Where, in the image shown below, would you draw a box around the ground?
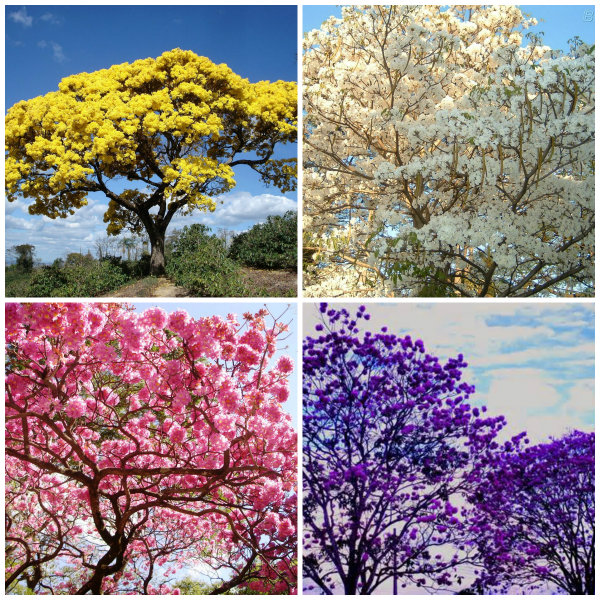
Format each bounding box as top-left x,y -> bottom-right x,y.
106,269 -> 297,298
108,277 -> 188,298
238,267 -> 297,297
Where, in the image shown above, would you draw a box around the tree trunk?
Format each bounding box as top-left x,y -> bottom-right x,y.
344,566 -> 359,595
149,233 -> 166,276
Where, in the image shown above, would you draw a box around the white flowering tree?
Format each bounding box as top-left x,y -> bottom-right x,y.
303,5 -> 594,297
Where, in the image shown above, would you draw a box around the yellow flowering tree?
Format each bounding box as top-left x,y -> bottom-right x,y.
6,48 -> 297,275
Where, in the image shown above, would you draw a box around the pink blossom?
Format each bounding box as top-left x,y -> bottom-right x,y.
65,399 -> 86,418
276,355 -> 294,374
169,426 -> 186,444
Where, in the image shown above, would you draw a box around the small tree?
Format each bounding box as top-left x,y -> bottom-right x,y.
6,49 -> 297,275
303,304 -> 505,594
229,211 -> 298,270
9,244 -> 36,272
6,303 -> 297,594
166,224 -> 247,296
469,430 -> 595,594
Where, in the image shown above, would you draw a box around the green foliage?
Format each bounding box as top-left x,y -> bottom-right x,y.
64,252 -> 95,268
119,255 -> 151,278
174,576 -> 270,595
5,266 -> 34,297
166,224 -> 248,297
6,252 -> 152,297
27,261 -> 129,297
228,211 -> 297,270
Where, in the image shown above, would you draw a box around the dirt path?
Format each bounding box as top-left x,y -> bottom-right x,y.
108,269 -> 296,298
150,277 -> 189,297
108,277 -> 189,298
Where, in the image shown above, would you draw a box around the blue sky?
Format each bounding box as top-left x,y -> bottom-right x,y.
304,302 -> 594,444
303,5 -> 595,51
133,301 -> 298,428
5,5 -> 298,263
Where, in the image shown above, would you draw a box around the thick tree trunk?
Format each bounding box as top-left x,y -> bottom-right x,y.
344,566 -> 359,595
149,232 -> 166,276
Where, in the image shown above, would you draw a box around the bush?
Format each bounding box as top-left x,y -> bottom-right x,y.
5,266 -> 34,297
27,261 -> 129,297
119,255 -> 151,279
229,211 -> 297,270
166,224 -> 247,296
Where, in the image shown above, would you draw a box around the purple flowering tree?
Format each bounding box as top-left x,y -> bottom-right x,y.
303,304 -> 506,594
469,430 -> 595,594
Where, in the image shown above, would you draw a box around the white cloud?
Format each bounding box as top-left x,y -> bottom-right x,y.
5,198 -> 29,214
50,41 -> 66,62
481,368 -> 593,443
40,12 -> 62,25
565,379 -> 596,414
6,215 -> 37,231
5,191 -> 297,263
8,7 -> 32,27
5,195 -> 110,261
38,40 -> 66,62
169,191 -> 297,230
163,192 -> 296,233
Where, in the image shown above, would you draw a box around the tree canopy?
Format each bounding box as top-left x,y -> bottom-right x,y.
9,244 -> 36,272
303,6 -> 594,297
6,49 -> 297,275
303,304 -> 506,594
470,430 -> 595,594
5,303 -> 297,594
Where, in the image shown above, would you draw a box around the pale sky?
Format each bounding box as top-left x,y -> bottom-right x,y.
304,301 -> 594,444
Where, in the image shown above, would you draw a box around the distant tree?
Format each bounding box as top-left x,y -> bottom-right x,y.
121,237 -> 136,262
64,252 -> 95,268
6,49 -> 297,276
470,430 -> 595,594
166,224 -> 247,296
229,211 -> 297,270
216,227 -> 238,249
9,244 -> 35,272
176,577 -> 222,595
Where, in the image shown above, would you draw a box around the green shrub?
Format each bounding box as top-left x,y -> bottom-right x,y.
119,255 -> 151,279
27,261 -> 129,297
228,211 -> 297,271
5,266 -> 34,297
166,224 -> 247,296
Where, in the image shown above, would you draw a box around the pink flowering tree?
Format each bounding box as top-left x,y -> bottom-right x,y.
5,303 -> 297,594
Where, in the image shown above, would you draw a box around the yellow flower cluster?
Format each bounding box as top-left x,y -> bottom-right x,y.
5,48 -> 297,222
163,157 -> 236,205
